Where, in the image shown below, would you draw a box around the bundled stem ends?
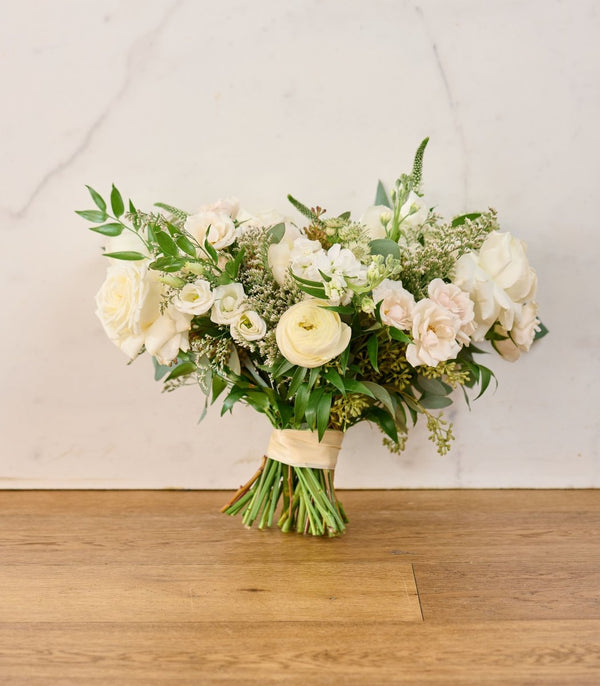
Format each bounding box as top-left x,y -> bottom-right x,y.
221,458 -> 347,536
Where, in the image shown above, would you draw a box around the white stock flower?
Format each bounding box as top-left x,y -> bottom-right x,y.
454,231 -> 537,340
95,260 -> 162,359
372,279 -> 415,331
360,205 -> 393,239
211,282 -> 246,324
231,310 -> 267,342
173,279 -> 214,316
144,306 -> 193,366
184,210 -> 236,250
406,298 -> 462,367
289,236 -> 324,282
492,301 -> 540,362
313,243 -> 368,305
275,299 -> 351,368
428,278 -> 475,346
267,225 -> 302,285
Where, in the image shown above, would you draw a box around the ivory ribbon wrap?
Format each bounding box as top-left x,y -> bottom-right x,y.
266,429 -> 344,470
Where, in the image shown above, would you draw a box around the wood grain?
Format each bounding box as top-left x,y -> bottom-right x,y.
1,489 -> 599,684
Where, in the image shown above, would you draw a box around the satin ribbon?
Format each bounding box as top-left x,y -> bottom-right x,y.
266,429 -> 344,470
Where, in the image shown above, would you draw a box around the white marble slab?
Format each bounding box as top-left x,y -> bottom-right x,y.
1,0 -> 598,488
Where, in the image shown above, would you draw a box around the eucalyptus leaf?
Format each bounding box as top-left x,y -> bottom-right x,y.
374,180 -> 391,208
419,394 -> 453,409
417,376 -> 452,396
360,381 -> 395,417
267,223 -> 286,244
370,239 -> 401,260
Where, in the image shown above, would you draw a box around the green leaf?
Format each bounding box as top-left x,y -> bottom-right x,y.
317,392 -> 332,441
155,202 -> 188,222
271,356 -> 295,379
267,223 -> 286,244
365,406 -> 398,443
298,284 -> 327,299
339,346 -> 350,374
149,256 -> 185,272
534,321 -> 549,341
129,199 -> 137,215
370,239 -> 401,260
389,327 -> 412,344
420,394 -> 453,409
324,368 -> 345,395
246,390 -> 271,413
475,365 -> 495,399
367,334 -> 379,373
85,185 -> 106,212
211,375 -> 228,404
374,180 -> 391,208
286,366 -> 307,399
89,222 -> 124,237
294,383 -> 311,424
176,235 -> 197,257
110,185 -> 124,218
305,387 -> 324,431
411,137 -> 429,188
76,209 -> 108,223
203,237 -> 219,263
337,211 -> 351,220
417,376 -> 452,396
360,380 -> 395,417
320,304 -> 354,315
153,358 -> 171,381
308,366 -> 322,390
451,212 -> 482,227
103,251 -> 146,261
287,194 -> 318,222
155,230 -> 178,256
221,387 -> 246,415
165,361 -> 196,381
343,379 -> 375,398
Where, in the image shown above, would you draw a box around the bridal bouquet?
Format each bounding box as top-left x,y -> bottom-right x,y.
80,139 -> 546,536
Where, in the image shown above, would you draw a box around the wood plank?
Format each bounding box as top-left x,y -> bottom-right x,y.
0,562 -> 422,623
0,621 -> 599,685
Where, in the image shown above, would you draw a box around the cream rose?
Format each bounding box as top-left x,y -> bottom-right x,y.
184,210 -> 236,250
399,191 -> 429,228
372,279 -> 415,330
360,205 -> 393,239
95,260 -> 162,359
276,300 -> 351,368
492,302 -> 540,362
231,310 -> 267,342
428,278 -> 475,346
144,306 -> 193,365
454,231 -> 537,340
173,279 -> 214,316
406,298 -> 461,367
211,282 -> 246,324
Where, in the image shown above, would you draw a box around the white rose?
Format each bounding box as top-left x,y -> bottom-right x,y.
372,279 -> 415,331
211,282 -> 246,324
406,298 -> 461,367
184,210 -> 236,250
200,197 -> 239,219
428,278 -> 475,346
144,306 -> 193,366
267,225 -> 302,285
276,299 -> 351,368
237,208 -> 293,232
492,301 -> 540,362
95,260 -> 162,359
173,279 -> 214,316
479,231 -> 537,304
360,205 -> 393,240
231,310 -> 267,342
399,191 -> 429,228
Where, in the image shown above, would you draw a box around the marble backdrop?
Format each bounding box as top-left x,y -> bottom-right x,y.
1,0 -> 598,488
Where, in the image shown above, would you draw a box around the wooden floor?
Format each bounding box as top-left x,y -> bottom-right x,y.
0,490 -> 599,684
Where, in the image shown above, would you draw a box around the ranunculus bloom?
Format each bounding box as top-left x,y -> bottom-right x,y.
428,278 -> 475,346
184,210 -> 236,250
492,301 -> 540,362
173,279 -> 214,316
372,279 -> 415,331
454,231 -> 537,340
406,298 -> 461,367
211,283 -> 246,324
95,261 -> 162,359
276,300 -> 351,368
360,205 -> 393,239
231,310 -> 267,342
